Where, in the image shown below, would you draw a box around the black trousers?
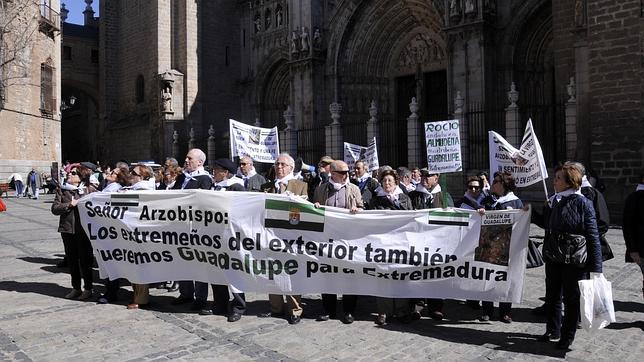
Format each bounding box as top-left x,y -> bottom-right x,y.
482,301 -> 512,317
544,262 -> 587,341
61,232 -> 94,291
211,284 -> 246,315
322,294 -> 357,315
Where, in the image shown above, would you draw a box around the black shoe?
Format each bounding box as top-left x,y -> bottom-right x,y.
556,338 -> 572,350
343,313 -> 355,324
165,281 -> 179,292
538,332 -> 561,342
258,312 -> 283,318
190,300 -> 207,311
199,309 -> 214,316
317,314 -> 330,322
227,313 -> 242,322
429,311 -> 444,321
411,311 -> 422,321
288,315 -> 301,325
501,315 -> 513,324
172,295 -> 194,305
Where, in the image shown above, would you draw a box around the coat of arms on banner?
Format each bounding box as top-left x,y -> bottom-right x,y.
264,199 -> 325,232
288,207 -> 301,225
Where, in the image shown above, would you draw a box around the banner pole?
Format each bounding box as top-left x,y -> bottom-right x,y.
440,173 -> 448,207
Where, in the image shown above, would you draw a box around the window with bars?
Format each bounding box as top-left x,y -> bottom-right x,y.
40,63 -> 55,114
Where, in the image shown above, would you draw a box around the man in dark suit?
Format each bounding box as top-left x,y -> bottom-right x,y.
259,153 -> 308,324
238,155 -> 266,192
200,158 -> 247,322
171,148 -> 212,310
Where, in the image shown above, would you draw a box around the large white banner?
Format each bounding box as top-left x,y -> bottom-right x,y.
489,119 -> 548,187
229,119 -> 280,163
425,120 -> 462,173
79,190 -> 530,302
343,138 -> 380,171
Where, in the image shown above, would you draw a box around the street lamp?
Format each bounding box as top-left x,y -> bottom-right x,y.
60,95 -> 77,111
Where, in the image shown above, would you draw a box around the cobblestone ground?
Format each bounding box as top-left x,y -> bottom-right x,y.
0,194 -> 642,361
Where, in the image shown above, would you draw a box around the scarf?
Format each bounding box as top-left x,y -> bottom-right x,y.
274,173 -> 295,191
581,175 -> 592,188
548,187 -> 582,207
636,183 -> 644,192
126,180 -> 155,190
461,192 -> 485,210
102,182 -> 123,193
181,167 -> 210,189
214,176 -> 244,191
61,182 -> 85,195
239,167 -> 257,179
491,191 -> 520,209
328,178 -> 348,191
431,184 -> 442,195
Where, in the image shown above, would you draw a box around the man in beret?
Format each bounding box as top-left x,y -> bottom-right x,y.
200,158 -> 246,322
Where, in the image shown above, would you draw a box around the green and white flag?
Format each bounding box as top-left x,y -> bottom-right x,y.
264,199 -> 325,232
428,210 -> 470,226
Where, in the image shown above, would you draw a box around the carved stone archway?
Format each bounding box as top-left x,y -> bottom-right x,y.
260,59 -> 290,128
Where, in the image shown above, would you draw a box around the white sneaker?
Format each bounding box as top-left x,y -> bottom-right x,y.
78,290 -> 93,300
65,289 -> 82,299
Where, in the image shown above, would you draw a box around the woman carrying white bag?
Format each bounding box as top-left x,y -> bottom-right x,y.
578,273 -> 616,330
540,162 -> 604,350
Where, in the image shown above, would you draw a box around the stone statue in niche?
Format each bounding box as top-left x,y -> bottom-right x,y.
574,0 -> 585,26
162,85 -> 173,113
291,30 -> 299,54
313,27 -> 321,48
253,13 -> 261,33
276,6 -> 283,27
300,27 -> 310,52
449,0 -> 461,18
465,0 -> 476,15
265,9 -> 271,30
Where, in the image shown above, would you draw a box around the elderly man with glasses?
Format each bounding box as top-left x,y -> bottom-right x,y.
313,160 -> 363,324
259,153 -> 308,324
238,155 -> 266,192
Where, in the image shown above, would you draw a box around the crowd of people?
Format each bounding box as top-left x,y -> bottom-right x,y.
47,148 -> 643,351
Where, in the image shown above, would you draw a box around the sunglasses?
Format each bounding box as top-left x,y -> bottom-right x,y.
69,171 -> 78,176
240,162 -> 251,166
131,170 -> 140,177
468,185 -> 481,190
333,170 -> 349,175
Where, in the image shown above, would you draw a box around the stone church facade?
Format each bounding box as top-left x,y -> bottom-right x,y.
61,0 -> 643,220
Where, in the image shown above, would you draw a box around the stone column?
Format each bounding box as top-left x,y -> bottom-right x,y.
366,100 -> 379,145
565,77 -> 578,160
325,103 -> 343,159
505,82 -> 520,146
207,125 -> 216,167
172,130 -> 180,160
453,91 -> 467,169
188,128 -> 196,150
407,97 -> 420,167
280,106 -> 298,156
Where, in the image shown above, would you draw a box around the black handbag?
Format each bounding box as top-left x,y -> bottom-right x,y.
543,232 -> 587,266
526,239 -> 545,268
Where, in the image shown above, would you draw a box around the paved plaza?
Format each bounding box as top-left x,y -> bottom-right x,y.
0,194 -> 642,361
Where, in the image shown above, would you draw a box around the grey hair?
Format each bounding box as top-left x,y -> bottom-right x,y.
564,161 -> 586,176
189,148 -> 207,164
276,153 -> 295,167
397,167 -> 411,178
165,157 -> 179,167
240,155 -> 253,165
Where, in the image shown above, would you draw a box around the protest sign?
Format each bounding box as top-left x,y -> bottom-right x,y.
229,119 -> 280,163
343,138 -> 380,171
425,120 -> 462,172
79,190 -> 530,302
489,119 -> 548,187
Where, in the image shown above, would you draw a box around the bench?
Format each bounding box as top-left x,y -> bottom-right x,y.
0,183 -> 9,198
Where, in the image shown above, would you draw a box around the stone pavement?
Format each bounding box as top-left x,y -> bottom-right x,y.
0,194 -> 642,361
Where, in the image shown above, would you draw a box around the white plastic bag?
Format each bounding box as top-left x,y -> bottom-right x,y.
578,272 -> 616,330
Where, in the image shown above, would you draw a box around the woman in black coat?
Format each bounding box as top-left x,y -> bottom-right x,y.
51,164 -> 98,300
369,169 -> 413,325
540,163 -> 603,350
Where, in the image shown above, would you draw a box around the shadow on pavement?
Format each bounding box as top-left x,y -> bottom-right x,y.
0,280 -> 70,298
613,300 -> 644,313
18,256 -> 63,266
606,320 -> 644,332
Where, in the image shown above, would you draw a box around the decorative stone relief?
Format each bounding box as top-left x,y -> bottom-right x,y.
291,29 -> 300,54
567,77 -> 576,102
300,27 -> 310,53
574,0 -> 586,27
313,27 -> 322,48
253,12 -> 261,33
265,9 -> 271,30
276,5 -> 283,27
464,0 -> 476,16
507,82 -> 519,108
449,0 -> 461,19
395,34 -> 445,70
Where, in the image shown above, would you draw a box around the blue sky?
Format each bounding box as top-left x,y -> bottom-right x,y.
62,0 -> 100,25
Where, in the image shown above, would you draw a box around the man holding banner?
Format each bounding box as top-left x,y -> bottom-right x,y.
259,153 -> 308,324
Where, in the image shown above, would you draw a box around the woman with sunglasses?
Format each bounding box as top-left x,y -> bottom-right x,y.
51,164 -> 98,300
456,175 -> 488,210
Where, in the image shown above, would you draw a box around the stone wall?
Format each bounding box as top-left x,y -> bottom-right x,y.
0,0 -> 62,182
586,0 -> 644,220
